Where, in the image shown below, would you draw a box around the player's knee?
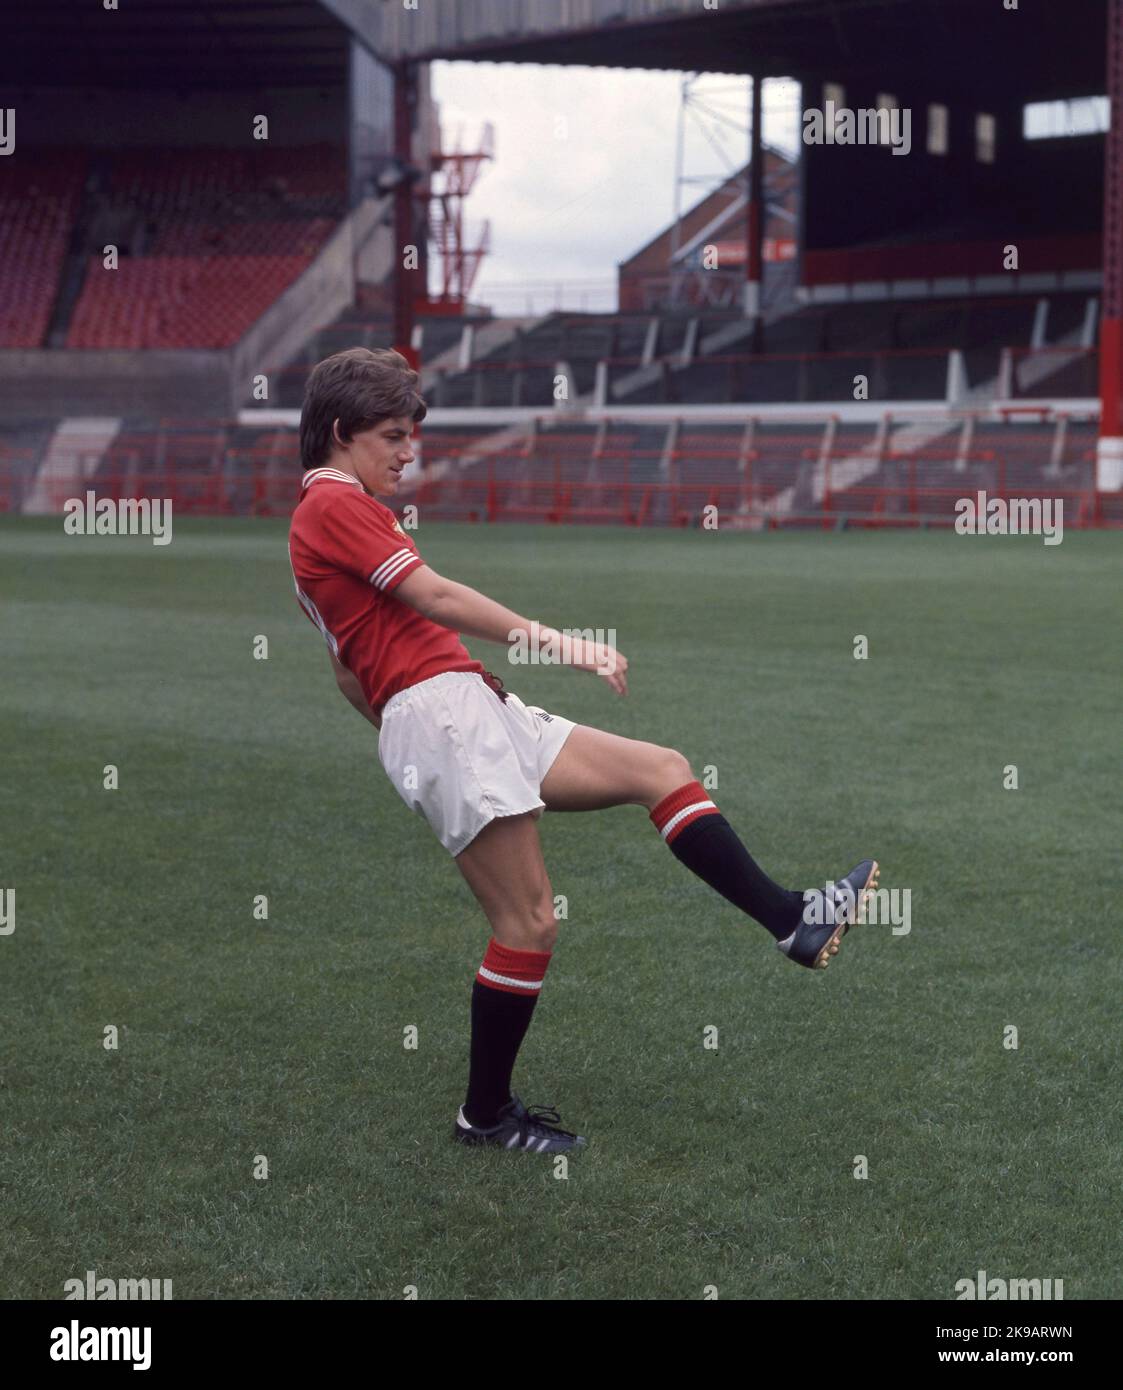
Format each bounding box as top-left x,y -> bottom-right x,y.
630,743 -> 693,807
490,894 -> 558,952
655,745 -> 693,788
526,900 -> 559,952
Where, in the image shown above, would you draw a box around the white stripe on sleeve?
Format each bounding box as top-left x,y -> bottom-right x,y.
369,548 -> 420,590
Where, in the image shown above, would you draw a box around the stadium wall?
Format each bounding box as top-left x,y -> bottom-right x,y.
349,41 -> 397,207
10,86 -> 348,149
0,350 -> 229,421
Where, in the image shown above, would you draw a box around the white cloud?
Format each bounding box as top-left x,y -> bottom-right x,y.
430,63 -> 799,314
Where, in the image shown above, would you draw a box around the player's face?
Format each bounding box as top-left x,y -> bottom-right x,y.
336,416 -> 416,496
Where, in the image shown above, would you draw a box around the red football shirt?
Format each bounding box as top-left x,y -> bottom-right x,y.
288,466 -> 484,714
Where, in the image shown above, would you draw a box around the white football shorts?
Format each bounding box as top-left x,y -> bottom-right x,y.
377,670 -> 577,856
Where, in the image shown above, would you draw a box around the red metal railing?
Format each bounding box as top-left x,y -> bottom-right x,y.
2,467 -> 1106,527
0,428 -> 1109,527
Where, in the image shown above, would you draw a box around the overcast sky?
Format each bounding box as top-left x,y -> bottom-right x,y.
429,63 -> 800,313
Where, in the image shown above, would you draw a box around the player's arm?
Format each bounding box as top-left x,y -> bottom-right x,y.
328,648 -> 381,730
393,565 -> 628,695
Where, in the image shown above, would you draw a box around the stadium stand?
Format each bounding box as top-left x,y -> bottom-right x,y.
65,145 -> 347,349
0,149 -> 88,349
414,289 -> 1097,411
0,143 -> 346,352
0,0 -> 1117,530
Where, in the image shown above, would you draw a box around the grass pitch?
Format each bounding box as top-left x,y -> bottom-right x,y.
1,516 -> 1118,1299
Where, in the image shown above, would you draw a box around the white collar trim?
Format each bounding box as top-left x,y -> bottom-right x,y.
302,467 -> 363,490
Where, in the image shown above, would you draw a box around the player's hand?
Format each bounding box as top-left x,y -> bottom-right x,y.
570,640 -> 628,696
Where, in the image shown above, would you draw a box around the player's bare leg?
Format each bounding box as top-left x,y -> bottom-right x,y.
450,812 -> 585,1152
541,724 -> 877,970
455,810 -> 557,951
540,725 -> 693,811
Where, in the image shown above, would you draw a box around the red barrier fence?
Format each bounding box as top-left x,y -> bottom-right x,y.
3,464 -> 1105,529
1,421 -> 1114,527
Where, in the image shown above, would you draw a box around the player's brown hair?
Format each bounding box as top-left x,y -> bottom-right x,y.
299,347 -> 427,471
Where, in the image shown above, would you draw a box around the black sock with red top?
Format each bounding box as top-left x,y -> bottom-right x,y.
650,780 -> 803,941
464,938 -> 552,1128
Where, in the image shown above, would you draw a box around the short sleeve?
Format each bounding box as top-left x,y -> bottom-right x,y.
314,490 -> 423,593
